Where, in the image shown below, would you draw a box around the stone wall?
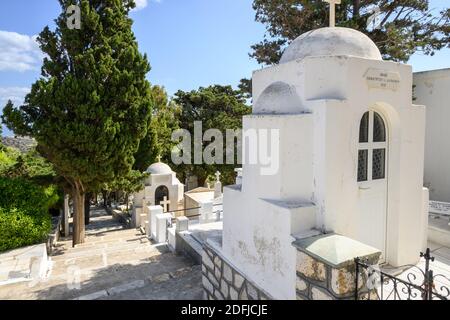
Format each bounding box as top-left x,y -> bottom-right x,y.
294,234 -> 381,300
202,242 -> 272,300
201,233 -> 380,300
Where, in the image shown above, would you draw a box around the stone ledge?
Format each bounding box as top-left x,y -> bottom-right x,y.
293,233 -> 381,300
292,233 -> 381,269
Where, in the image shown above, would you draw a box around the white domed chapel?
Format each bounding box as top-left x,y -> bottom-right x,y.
214,21 -> 428,300
132,160 -> 184,228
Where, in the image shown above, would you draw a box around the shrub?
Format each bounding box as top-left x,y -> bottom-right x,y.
0,177 -> 59,252
0,208 -> 52,252
0,147 -> 19,175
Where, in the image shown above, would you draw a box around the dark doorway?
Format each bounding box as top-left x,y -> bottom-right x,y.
155,185 -> 169,211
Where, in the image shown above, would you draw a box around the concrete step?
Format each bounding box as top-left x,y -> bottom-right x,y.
51,242 -> 162,262
49,248 -> 169,278
34,253 -> 198,300
72,264 -> 201,300
54,236 -> 150,254
83,229 -> 142,241
54,230 -> 144,250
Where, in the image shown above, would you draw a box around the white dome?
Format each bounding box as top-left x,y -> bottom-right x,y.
280,27 -> 382,64
254,81 -> 305,114
146,162 -> 173,175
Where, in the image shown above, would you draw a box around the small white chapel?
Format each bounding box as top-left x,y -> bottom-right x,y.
216,12 -> 429,300
132,160 -> 184,227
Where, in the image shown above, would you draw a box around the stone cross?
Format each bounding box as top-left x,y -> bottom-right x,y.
215,171 -> 221,182
160,196 -> 170,213
324,0 -> 341,28
157,155 -> 162,162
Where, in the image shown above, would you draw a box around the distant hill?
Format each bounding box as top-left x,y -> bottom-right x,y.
1,136 -> 36,153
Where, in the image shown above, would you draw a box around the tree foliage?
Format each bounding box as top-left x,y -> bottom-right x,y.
0,138 -> 61,252
251,0 -> 450,65
2,0 -> 153,245
133,85 -> 180,172
173,85 -> 251,186
0,146 -> 19,176
0,177 -> 59,252
1,148 -> 56,184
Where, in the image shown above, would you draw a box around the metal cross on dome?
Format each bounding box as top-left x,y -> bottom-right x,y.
324,0 -> 341,27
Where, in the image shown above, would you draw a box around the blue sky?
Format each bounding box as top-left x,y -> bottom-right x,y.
0,0 -> 449,136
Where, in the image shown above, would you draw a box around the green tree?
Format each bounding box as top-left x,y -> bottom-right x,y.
0,177 -> 60,252
251,0 -> 449,65
2,0 -> 153,246
1,149 -> 56,183
173,85 -> 251,186
104,170 -> 148,211
134,85 -> 180,171
0,142 -> 20,176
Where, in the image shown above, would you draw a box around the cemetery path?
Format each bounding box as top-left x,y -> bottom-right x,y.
0,207 -> 203,300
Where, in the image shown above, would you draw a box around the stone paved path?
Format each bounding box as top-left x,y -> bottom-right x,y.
0,207 -> 203,300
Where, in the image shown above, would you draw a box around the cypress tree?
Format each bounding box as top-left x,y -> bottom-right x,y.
2,0 -> 153,245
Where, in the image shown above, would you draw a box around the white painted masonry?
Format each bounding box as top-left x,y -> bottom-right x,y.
132,161 -> 184,228
155,213 -> 172,243
149,205 -> 163,240
413,68 -> 450,202
220,27 -> 428,300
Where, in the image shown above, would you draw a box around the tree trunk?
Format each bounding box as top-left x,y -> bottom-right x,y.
102,190 -> 108,207
72,183 -> 85,247
198,176 -> 207,189
353,0 -> 360,17
84,193 -> 92,226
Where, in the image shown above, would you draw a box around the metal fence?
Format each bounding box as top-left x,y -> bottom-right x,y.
355,248 -> 450,300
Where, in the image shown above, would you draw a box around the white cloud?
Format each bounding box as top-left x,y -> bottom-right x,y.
0,31 -> 43,72
132,0 -> 149,11
131,0 -> 161,12
0,87 -> 29,106
0,87 -> 30,136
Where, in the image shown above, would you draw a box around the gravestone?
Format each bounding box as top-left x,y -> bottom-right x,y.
63,193 -> 70,237
155,213 -> 172,243
148,205 -> 163,240
214,171 -> 222,199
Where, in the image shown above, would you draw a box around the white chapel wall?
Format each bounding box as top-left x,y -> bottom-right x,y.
414,68 -> 450,202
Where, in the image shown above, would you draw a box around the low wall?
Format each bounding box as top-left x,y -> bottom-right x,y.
429,224 -> 450,248
202,242 -> 272,300
112,209 -> 132,228
202,233 -> 381,300
175,231 -> 202,265
293,234 -> 381,300
0,243 -> 48,286
47,214 -> 62,254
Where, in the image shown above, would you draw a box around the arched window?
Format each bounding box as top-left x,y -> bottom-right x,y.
155,185 -> 169,211
358,111 -> 387,182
